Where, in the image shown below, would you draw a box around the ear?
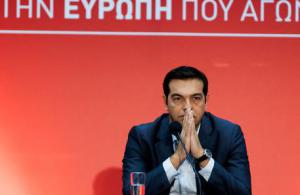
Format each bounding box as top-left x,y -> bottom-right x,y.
162,95 -> 168,110
205,94 -> 209,109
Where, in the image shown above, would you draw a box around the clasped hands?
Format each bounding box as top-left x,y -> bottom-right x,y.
170,108 -> 204,169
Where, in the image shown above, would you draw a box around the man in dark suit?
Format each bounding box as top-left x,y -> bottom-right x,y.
122,66 -> 251,195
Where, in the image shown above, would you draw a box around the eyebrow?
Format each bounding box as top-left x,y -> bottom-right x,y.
192,93 -> 203,96
170,93 -> 203,97
170,93 -> 183,97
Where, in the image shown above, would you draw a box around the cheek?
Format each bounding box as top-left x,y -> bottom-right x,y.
168,102 -> 179,109
167,105 -> 182,115
193,104 -> 206,115
169,106 -> 179,113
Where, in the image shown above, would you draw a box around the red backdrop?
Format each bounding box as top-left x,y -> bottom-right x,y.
1,0 -> 300,194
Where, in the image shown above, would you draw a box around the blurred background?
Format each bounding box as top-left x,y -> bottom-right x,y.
0,0 -> 300,194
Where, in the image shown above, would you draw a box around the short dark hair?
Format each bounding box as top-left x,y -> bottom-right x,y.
163,66 -> 208,99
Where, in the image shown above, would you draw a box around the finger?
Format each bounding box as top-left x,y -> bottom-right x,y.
189,114 -> 197,136
183,110 -> 189,124
182,112 -> 189,135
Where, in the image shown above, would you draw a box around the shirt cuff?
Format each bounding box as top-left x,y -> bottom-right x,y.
198,158 -> 215,181
162,157 -> 180,183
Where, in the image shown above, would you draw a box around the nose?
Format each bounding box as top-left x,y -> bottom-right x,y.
183,99 -> 192,111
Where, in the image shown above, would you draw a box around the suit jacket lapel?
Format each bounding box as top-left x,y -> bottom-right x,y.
154,115 -> 173,164
199,113 -> 218,154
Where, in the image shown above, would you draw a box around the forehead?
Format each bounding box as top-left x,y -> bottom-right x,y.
169,79 -> 204,96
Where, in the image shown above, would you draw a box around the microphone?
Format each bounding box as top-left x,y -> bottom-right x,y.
169,121 -> 202,195
169,121 -> 182,139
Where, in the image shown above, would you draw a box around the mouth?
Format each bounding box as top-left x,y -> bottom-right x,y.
176,116 -> 184,123
178,115 -> 196,118
178,115 -> 185,119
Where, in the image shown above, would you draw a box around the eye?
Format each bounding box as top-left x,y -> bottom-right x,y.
172,96 -> 182,102
173,97 -> 181,101
193,95 -> 203,101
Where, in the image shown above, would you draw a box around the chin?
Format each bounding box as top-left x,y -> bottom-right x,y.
194,117 -> 201,125
175,118 -> 184,124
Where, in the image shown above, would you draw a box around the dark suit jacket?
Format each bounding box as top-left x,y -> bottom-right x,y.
122,112 -> 251,195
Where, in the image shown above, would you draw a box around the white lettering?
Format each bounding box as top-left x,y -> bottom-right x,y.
81,0 -> 97,19
202,0 -> 218,21
182,0 -> 198,20
155,0 -> 172,20
37,0 -> 54,18
296,0 -> 300,22
136,0 -> 152,20
241,0 -> 258,21
116,0 -> 133,20
218,0 -> 234,21
64,0 -> 79,19
4,0 -> 9,18
17,0 -> 33,18
98,0 -> 114,19
260,0 -> 274,21
276,0 -> 292,22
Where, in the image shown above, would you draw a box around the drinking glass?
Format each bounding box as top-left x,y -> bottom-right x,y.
130,172 -> 145,195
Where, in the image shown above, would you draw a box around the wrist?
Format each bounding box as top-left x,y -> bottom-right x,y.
195,148 -> 212,170
170,153 -> 180,170
199,159 -> 209,168
194,148 -> 204,159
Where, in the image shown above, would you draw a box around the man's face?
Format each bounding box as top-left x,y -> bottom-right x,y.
164,79 -> 207,126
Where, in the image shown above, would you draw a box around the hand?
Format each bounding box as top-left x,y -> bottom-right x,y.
182,107 -> 192,153
185,109 -> 204,159
170,109 -> 191,169
170,141 -> 186,169
187,109 -> 210,168
171,108 -> 205,169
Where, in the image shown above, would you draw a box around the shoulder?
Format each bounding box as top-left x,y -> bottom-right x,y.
204,112 -> 247,157
205,112 -> 243,138
206,112 -> 239,128
129,114 -> 168,139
